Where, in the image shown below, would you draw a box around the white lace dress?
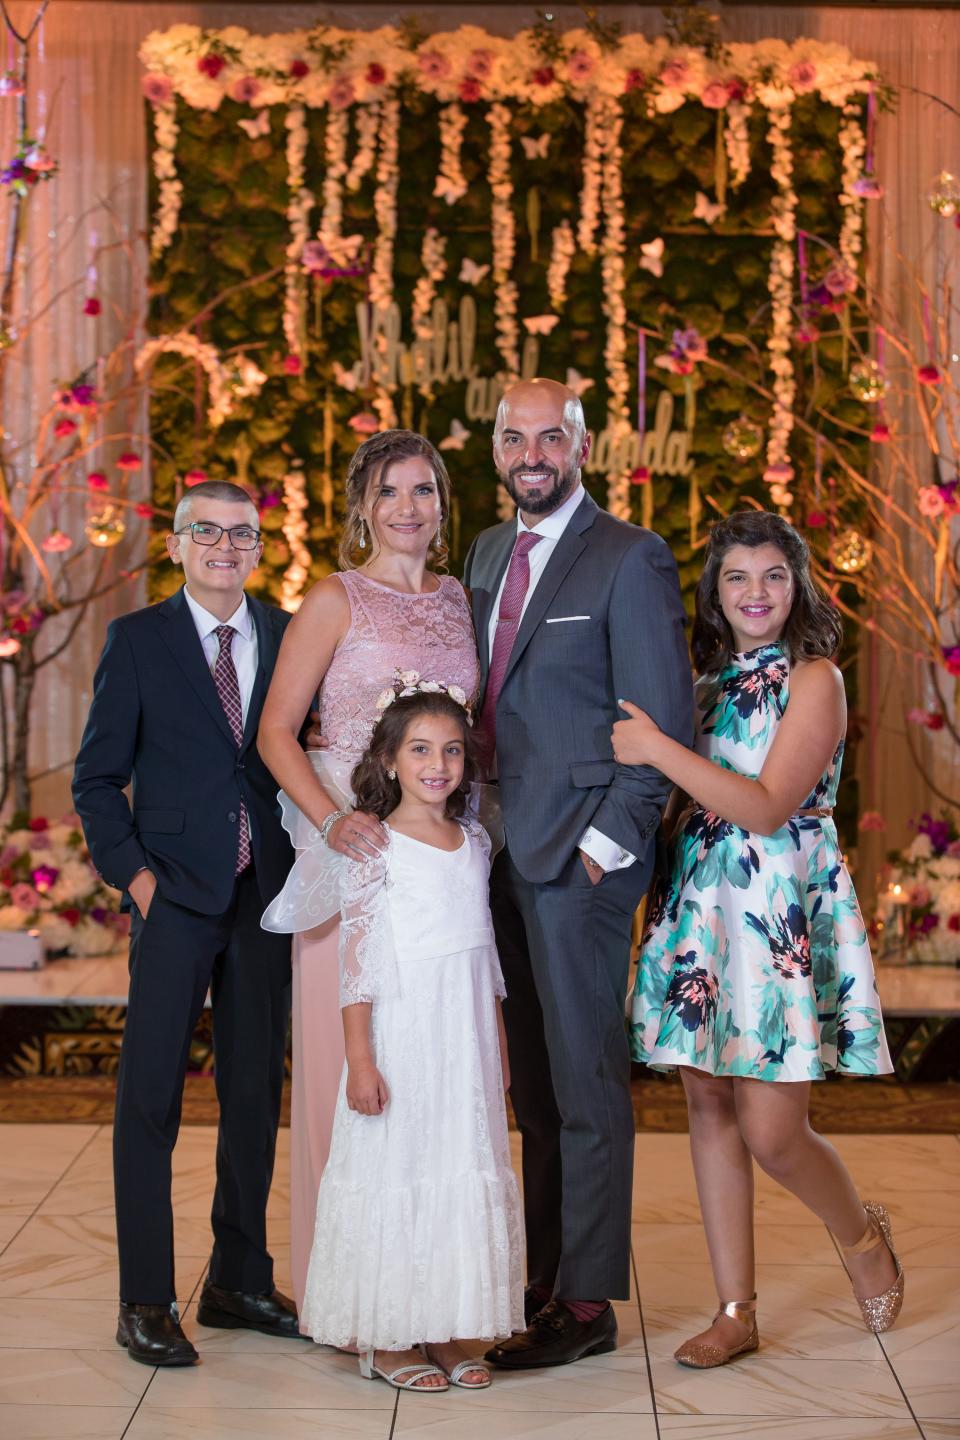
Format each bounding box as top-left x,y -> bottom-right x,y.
300,818 -> 525,1351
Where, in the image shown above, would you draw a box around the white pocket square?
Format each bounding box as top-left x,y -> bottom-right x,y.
546,615 -> 591,623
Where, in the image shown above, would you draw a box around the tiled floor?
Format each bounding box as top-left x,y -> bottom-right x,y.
0,1125 -> 956,1440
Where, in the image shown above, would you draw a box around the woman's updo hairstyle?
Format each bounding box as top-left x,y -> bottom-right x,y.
339,429 -> 452,571
350,691 -> 479,821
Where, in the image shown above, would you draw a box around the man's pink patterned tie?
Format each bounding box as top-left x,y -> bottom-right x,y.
214,625 -> 251,874
477,531 -> 543,770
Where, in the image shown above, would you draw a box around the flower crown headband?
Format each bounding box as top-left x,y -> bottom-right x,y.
374,669 -> 473,724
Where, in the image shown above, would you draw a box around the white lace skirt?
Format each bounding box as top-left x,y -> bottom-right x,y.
300,943 -> 525,1350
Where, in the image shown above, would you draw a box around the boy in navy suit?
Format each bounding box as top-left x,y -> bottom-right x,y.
74,481 -> 298,1365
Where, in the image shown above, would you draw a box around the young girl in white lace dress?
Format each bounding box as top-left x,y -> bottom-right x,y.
300,681 -> 524,1392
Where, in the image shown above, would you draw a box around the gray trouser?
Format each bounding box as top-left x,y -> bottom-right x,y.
490,845 -> 649,1301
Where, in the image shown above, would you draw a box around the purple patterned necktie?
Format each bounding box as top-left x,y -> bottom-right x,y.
214,625 -> 251,874
477,530 -> 543,769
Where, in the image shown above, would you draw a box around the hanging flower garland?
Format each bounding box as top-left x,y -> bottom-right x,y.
149,101 -> 182,257
279,467 -> 310,612
345,105 -> 378,192
487,102 -> 520,379
763,95 -> 798,500
837,109 -> 867,271
434,101 -> 469,204
411,226 -> 448,343
318,106 -> 349,258
283,105 -> 311,359
577,95 -> 604,256
135,332 -> 233,427
599,97 -> 631,519
724,100 -> 752,190
547,220 -> 576,311
370,96 -> 401,427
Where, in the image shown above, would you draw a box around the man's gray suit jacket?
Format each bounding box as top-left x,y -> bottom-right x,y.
463,490 -> 694,883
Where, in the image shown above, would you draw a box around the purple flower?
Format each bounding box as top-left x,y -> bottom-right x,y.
31,864 -> 59,892
71,383 -> 96,407
917,811 -> 953,855
90,907 -> 107,924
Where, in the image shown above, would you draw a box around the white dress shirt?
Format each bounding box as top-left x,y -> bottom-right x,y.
183,588 -> 259,727
488,485 -> 635,874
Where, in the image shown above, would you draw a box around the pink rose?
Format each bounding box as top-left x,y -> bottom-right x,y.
806,510 -> 828,529
231,76 -> 260,104
83,296 -> 102,317
567,51 -> 595,83
788,61 -> 817,93
726,80 -> 747,103
418,51 -> 451,80
366,62 -> 387,87
116,452 -> 142,472
906,882 -> 931,908
197,54 -> 226,80
853,175 -> 884,199
348,411 -> 380,435
466,49 -> 494,80
327,76 -> 355,111
660,60 -> 689,89
282,354 -> 302,375
870,422 -> 891,443
918,486 -> 946,517
700,81 -> 728,109
918,364 -> 942,386
135,502 -> 155,518
11,883 -> 39,909
458,77 -> 482,103
141,74 -> 173,106
288,59 -> 309,80
54,417 -> 77,439
86,471 -> 109,492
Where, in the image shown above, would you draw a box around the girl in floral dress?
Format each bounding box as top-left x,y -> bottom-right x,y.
616,510 -> 902,1369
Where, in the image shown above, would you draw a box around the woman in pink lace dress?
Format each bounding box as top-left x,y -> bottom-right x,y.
258,431 -> 479,1322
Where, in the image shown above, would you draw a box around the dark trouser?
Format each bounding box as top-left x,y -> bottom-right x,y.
114,866 -> 291,1305
490,845 -> 649,1303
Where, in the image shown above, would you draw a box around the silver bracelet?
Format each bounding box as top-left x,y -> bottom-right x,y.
318,809 -> 346,848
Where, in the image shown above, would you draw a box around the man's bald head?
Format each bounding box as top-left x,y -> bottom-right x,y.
493,377 -> 591,521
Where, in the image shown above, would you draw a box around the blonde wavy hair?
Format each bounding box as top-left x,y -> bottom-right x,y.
338,430 -> 452,571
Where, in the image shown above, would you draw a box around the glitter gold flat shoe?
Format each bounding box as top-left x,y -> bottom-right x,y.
839,1201 -> 904,1334
673,1295 -> 759,1369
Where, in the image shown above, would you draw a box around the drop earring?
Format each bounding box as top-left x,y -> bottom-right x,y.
387,768 -> 396,781
434,522 -> 443,547
358,517 -> 366,551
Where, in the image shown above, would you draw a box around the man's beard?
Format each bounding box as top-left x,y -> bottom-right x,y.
500,460 -> 579,516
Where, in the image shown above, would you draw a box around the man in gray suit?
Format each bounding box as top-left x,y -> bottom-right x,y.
467,378 -> 693,1369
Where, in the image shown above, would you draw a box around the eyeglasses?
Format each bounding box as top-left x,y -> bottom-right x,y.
176,521 -> 261,551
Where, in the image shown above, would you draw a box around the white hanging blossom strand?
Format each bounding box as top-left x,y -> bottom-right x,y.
578,96 -> 603,256
547,220 -> 576,310
837,110 -> 867,271
345,105 -> 379,192
724,100 -> 751,190
487,102 -> 519,379
435,101 -> 469,204
283,106 -> 312,358
150,103 -> 182,257
764,100 -> 798,487
318,107 -> 349,254
599,98 -> 631,518
370,97 -> 401,427
135,332 -> 232,428
411,226 -> 448,342
280,468 -> 311,612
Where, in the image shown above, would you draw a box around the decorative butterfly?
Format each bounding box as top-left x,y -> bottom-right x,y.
565,367 -> 595,397
693,191 -> 725,225
639,237 -> 665,278
438,418 -> 471,451
434,175 -> 468,206
520,133 -> 551,160
523,314 -> 560,336
459,257 -> 490,286
332,361 -> 360,392
238,111 -> 271,140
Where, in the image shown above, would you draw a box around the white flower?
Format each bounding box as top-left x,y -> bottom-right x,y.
419,681 -> 442,692
0,905 -> 29,930
907,834 -> 933,860
397,670 -> 420,686
447,685 -> 467,706
375,689 -> 396,711
399,686 -> 417,698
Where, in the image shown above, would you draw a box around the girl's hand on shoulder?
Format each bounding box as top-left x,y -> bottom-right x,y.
612,700 -> 663,765
346,1057 -> 390,1115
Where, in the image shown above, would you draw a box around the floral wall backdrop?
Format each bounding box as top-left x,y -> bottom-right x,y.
140,21 -> 879,606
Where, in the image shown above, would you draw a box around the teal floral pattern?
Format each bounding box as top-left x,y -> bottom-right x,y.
631,644 -> 892,1082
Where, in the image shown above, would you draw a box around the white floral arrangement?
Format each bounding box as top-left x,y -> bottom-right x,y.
875,814 -> 960,965
0,814 -> 127,957
375,670 -> 471,721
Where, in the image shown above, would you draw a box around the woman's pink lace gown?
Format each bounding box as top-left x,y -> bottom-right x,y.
288,569 -> 479,1319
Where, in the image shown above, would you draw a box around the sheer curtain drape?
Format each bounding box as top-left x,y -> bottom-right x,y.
2,5 -> 957,848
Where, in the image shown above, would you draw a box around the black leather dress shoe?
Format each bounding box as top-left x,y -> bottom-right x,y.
196,1280 -> 301,1338
116,1303 -> 198,1366
524,1285 -> 547,1326
486,1299 -> 617,1369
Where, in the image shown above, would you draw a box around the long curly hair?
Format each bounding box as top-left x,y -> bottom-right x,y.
692,509 -> 842,675
338,430 -> 452,571
351,692 -> 479,821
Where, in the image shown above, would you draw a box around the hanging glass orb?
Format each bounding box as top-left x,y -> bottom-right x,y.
849,359 -> 888,404
928,171 -> 960,219
830,527 -> 873,574
722,416 -> 763,461
85,504 -> 126,548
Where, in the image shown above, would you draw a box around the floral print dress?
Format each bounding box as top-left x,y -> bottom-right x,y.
631,643 -> 892,1082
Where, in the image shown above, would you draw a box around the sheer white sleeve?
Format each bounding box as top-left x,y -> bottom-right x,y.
260,752 -> 354,934
338,841 -> 401,1009
465,783 -> 504,859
